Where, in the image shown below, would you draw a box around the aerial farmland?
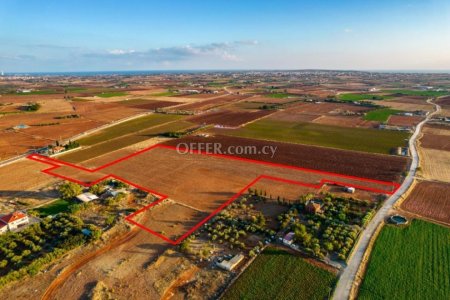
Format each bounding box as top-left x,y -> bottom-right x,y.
0,70 -> 449,300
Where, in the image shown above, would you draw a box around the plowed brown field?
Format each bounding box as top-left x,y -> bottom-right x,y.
164,135 -> 409,182
188,110 -> 273,127
401,181 -> 450,224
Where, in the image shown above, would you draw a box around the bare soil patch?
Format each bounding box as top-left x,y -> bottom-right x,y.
246,95 -> 300,104
119,100 -> 178,110
436,96 -> 450,107
380,100 -> 433,112
401,181 -> 450,224
140,201 -> 209,241
165,135 -> 409,182
267,111 -> 320,122
188,110 -> 273,127
175,94 -> 250,111
250,177 -> 318,203
420,133 -> 450,151
388,115 -> 423,127
423,125 -> 450,136
386,96 -> 427,105
313,115 -> 377,128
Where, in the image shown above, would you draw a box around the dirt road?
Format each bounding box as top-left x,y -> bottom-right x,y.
41,216 -> 148,300
332,99 -> 441,300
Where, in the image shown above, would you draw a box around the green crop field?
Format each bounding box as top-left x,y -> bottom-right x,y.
150,91 -> 177,97
218,119 -> 409,154
364,108 -> 402,122
264,93 -> 294,98
77,114 -> 185,146
359,220 -> 450,300
63,119 -> 194,162
65,87 -> 87,92
223,247 -> 336,300
96,91 -> 128,98
383,89 -> 449,97
71,98 -> 93,102
338,93 -> 385,101
33,199 -> 71,217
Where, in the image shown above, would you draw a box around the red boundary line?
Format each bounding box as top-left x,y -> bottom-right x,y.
26,144 -> 400,245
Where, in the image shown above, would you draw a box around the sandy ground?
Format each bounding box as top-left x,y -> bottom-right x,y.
379,100 -> 433,112
418,147 -> 450,182
0,159 -> 58,191
313,115 -> 377,128
423,125 -> 450,136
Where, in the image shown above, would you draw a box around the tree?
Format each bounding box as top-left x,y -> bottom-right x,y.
180,239 -> 191,253
324,242 -> 334,252
88,183 -> 104,195
0,260 -> 7,268
59,182 -> 82,200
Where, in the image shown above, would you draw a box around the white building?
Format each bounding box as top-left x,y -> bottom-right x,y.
345,187 -> 356,193
76,192 -> 99,203
282,232 -> 295,246
217,254 -> 244,271
0,211 -> 30,233
0,223 -> 7,234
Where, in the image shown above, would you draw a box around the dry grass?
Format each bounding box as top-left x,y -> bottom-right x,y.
419,147 -> 450,182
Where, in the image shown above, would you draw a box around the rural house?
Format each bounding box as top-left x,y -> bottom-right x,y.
282,232 -> 295,246
305,199 -> 323,214
0,211 -> 30,233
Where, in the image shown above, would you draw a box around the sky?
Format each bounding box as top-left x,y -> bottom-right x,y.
1,0 -> 450,72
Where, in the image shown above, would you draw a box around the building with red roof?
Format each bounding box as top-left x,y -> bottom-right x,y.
0,211 -> 29,233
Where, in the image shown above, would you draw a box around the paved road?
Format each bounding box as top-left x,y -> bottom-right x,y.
332,99 -> 441,300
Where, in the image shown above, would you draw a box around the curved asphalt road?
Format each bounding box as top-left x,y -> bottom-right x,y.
332,99 -> 441,300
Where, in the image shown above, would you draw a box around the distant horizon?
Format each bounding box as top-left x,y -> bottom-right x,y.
3,68 -> 450,76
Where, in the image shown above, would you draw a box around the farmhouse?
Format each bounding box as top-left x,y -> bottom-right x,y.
76,192 -> 99,203
217,254 -> 244,271
52,146 -> 66,154
282,232 -> 295,246
305,199 -> 323,214
0,211 -> 30,233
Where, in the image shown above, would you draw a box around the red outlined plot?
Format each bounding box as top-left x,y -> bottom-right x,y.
27,144 -> 400,245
